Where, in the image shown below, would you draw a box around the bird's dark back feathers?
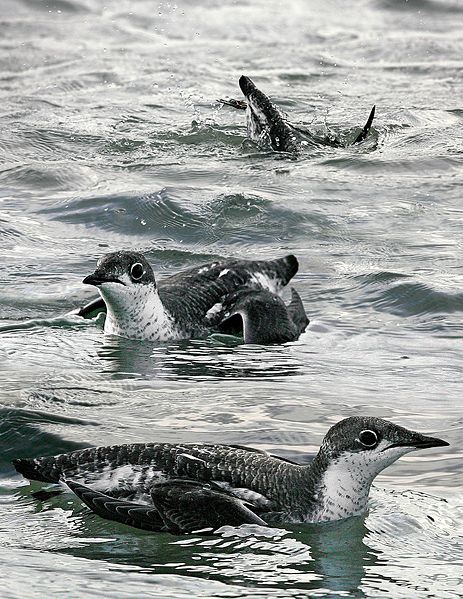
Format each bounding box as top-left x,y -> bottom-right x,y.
159,255 -> 298,331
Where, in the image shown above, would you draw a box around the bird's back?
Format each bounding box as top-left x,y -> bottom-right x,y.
13,441 -> 304,511
158,255 -> 298,332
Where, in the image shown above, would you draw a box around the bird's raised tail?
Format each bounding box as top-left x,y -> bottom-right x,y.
215,287 -> 308,344
287,288 -> 309,336
259,254 -> 299,291
353,105 -> 376,144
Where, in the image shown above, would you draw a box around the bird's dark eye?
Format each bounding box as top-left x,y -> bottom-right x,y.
130,262 -> 144,281
359,430 -> 378,448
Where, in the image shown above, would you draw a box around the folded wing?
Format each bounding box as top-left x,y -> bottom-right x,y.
68,478 -> 266,533
210,287 -> 309,343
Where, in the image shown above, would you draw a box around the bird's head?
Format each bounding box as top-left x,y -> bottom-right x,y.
83,251 -> 156,309
316,416 -> 449,483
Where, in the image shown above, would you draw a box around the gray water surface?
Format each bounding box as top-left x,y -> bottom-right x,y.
0,0 -> 462,597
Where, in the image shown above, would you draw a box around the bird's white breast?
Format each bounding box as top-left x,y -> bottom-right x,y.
100,283 -> 182,341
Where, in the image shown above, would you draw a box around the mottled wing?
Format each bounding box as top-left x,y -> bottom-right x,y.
13,443 -> 271,486
159,255 -> 298,331
14,445 -> 165,485
150,479 -> 266,533
67,480 -> 164,532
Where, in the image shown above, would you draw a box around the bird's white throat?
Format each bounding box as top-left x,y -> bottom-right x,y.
309,442 -> 414,523
310,454 -> 373,522
98,282 -> 178,341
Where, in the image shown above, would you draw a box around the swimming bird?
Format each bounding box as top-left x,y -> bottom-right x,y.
219,75 -> 375,153
13,417 -> 448,534
76,251 -> 309,344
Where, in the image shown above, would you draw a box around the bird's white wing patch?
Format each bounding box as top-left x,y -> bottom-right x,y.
250,272 -> 280,294
205,302 -> 223,321
176,453 -> 207,464
84,464 -> 165,494
197,263 -> 218,275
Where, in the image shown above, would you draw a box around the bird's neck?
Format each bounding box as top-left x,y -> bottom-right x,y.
302,454 -> 373,523
100,284 -> 175,341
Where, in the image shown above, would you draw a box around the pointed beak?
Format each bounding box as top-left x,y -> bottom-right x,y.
385,431 -> 449,452
408,435 -> 449,450
82,272 -> 124,286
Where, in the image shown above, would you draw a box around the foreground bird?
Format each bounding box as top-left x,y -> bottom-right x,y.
76,251 -> 308,344
219,75 -> 375,153
13,417 -> 448,534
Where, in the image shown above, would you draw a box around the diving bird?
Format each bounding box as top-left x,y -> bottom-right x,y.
76,251 -> 309,344
13,417 -> 448,534
219,75 -> 376,153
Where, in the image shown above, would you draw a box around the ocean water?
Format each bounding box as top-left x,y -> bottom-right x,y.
1,0 -> 462,597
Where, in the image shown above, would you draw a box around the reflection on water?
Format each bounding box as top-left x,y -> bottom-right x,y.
305,518 -> 375,596
96,335 -> 305,380
0,407 -> 94,470
17,491 -> 374,596
6,483 -> 461,597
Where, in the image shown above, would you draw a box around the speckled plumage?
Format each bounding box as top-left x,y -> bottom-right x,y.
79,251 -> 309,343
239,76 -> 301,153
13,417 -> 448,533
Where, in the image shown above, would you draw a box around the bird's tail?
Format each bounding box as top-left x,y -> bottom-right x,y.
13,457 -> 61,483
353,105 -> 376,144
287,288 -> 310,335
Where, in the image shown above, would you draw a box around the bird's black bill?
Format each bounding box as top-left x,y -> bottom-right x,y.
406,436 -> 449,449
385,434 -> 449,451
82,273 -> 125,286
